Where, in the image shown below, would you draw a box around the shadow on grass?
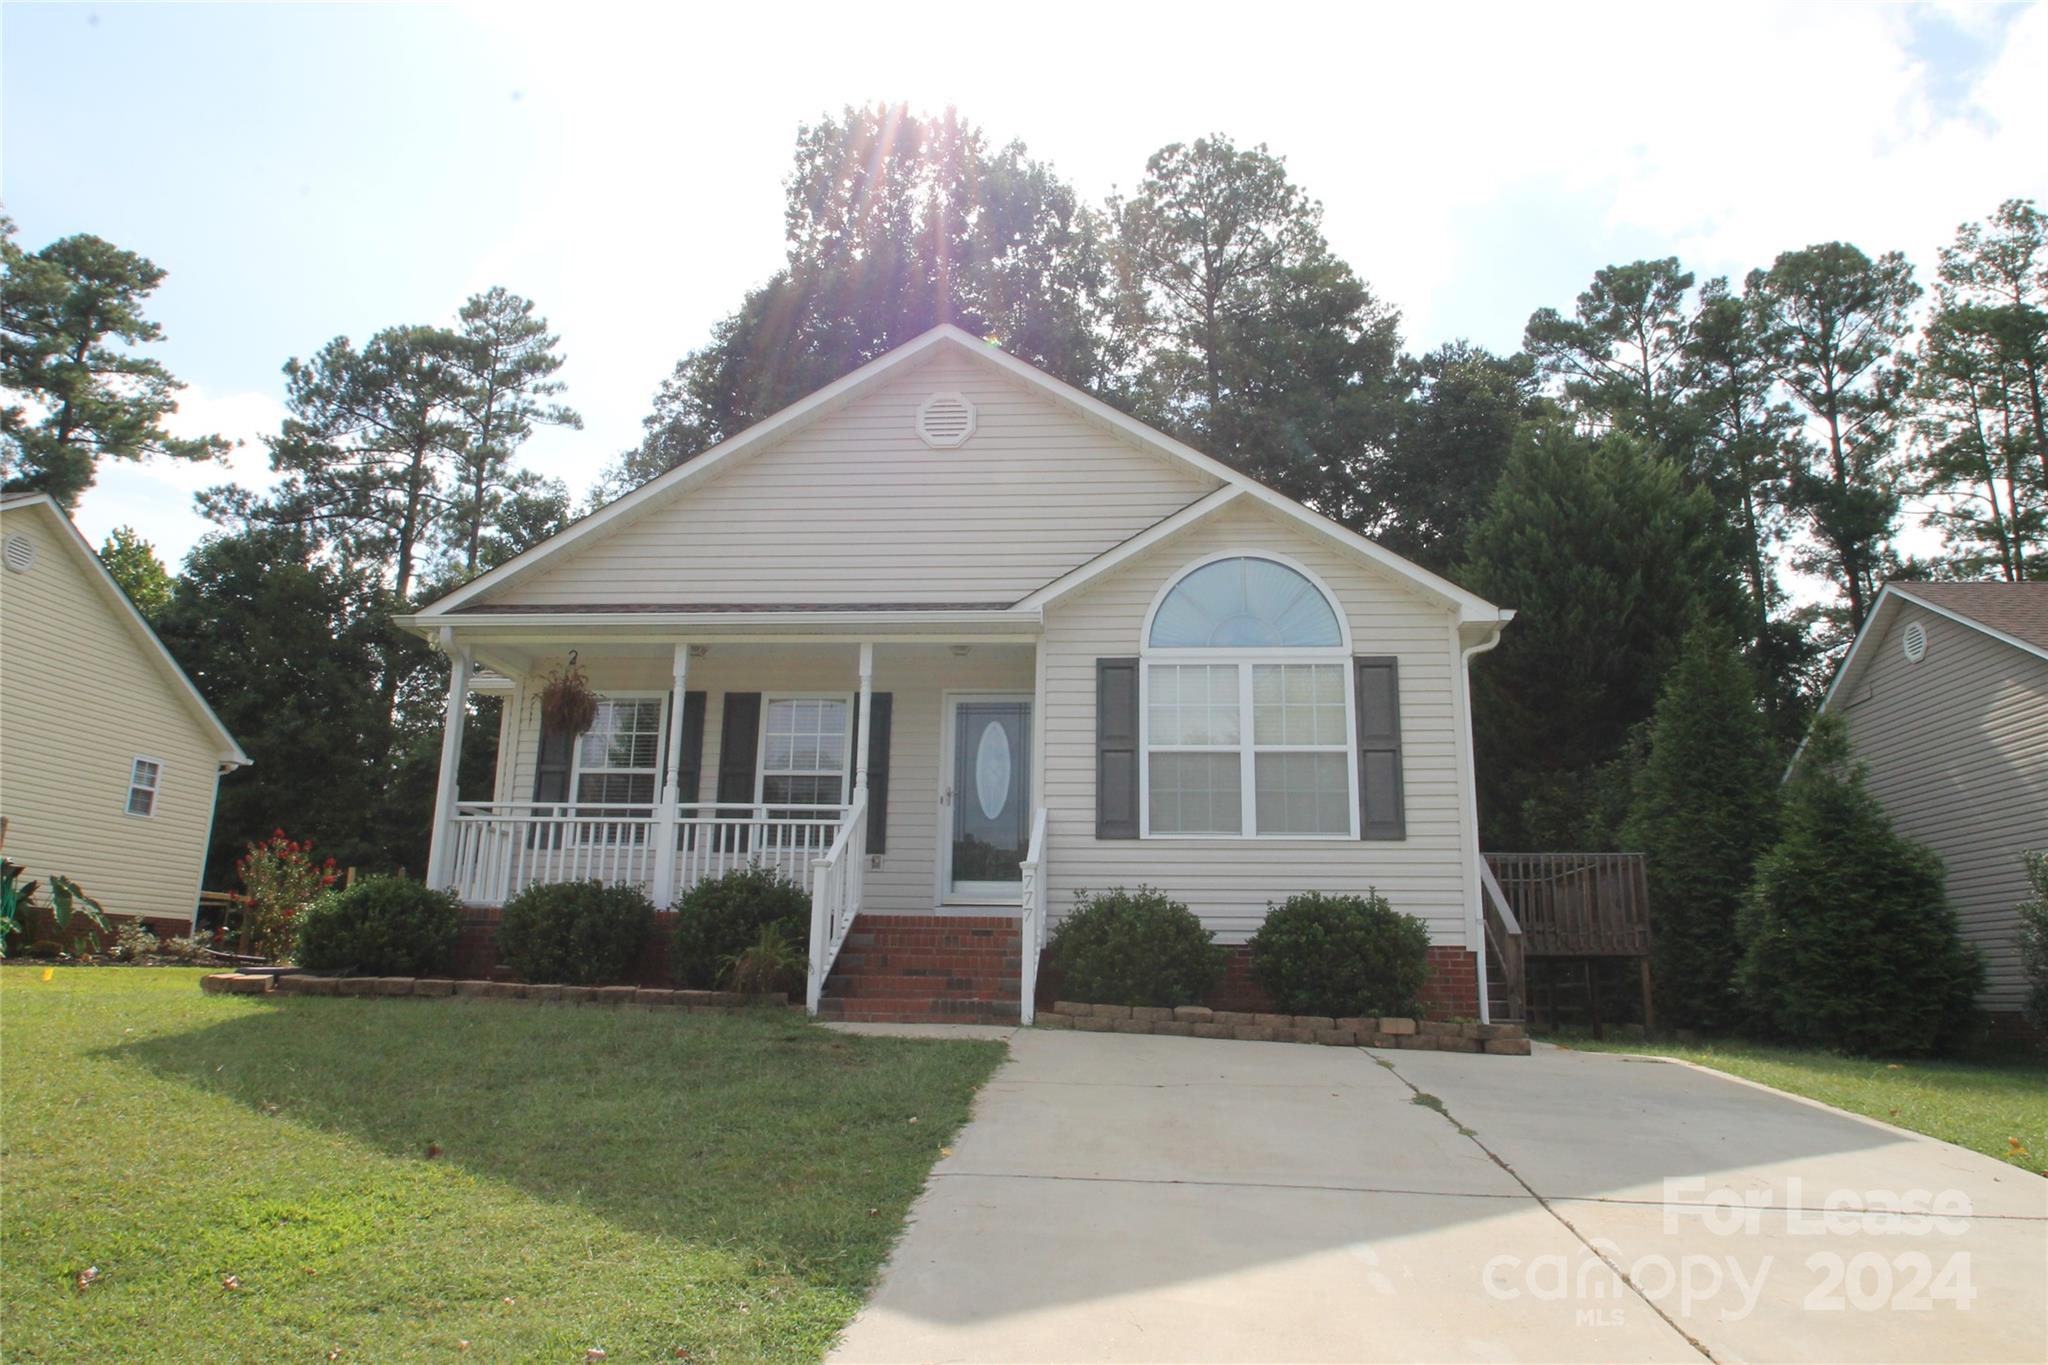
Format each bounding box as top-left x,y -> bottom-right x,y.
109,997 -> 1004,1294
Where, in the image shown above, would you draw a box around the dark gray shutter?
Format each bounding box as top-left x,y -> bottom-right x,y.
670,691 -> 707,805
532,718 -> 575,850
1096,658 -> 1140,839
715,692 -> 761,852
850,693 -> 892,855
1355,656 -> 1405,840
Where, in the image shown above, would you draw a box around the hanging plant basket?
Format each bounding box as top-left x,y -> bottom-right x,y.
539,653 -> 599,736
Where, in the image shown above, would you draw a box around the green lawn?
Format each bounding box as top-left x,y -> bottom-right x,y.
1550,1034 -> 2048,1174
1,968 -> 1004,1362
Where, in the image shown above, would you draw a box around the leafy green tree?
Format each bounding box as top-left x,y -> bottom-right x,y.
0,217 -> 227,508
470,469 -> 571,571
97,525 -> 173,623
444,287 -> 580,576
610,105 -> 1109,493
1459,421 -> 1740,846
1523,257 -> 1698,452
1737,717 -> 1982,1056
1909,199 -> 2045,580
1372,342 -> 1542,572
1106,136 -> 1402,525
1621,624 -> 1780,1031
1752,243 -> 1921,635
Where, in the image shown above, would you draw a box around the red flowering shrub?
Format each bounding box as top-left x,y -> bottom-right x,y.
234,831 -> 339,961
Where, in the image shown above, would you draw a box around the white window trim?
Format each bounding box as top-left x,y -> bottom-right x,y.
568,691 -> 670,808
753,692 -> 857,810
125,755 -> 165,819
1139,552 -> 1358,840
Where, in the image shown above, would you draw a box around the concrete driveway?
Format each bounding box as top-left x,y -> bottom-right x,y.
831,1031 -> 2047,1364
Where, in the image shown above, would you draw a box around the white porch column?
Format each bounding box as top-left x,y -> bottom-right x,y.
653,642 -> 690,908
854,641 -> 875,799
424,631 -> 474,891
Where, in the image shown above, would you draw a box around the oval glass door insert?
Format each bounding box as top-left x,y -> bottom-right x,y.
974,720 -> 1012,820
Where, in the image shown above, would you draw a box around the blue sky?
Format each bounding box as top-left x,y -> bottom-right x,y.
5,1 -> 2044,564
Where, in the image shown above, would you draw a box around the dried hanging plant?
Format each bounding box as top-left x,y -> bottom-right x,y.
539,650 -> 598,736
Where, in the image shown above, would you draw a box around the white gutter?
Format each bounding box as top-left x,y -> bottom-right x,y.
1459,615 -> 1511,1025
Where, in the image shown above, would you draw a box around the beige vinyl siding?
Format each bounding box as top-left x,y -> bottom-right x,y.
481,350 -> 1220,608
1838,604 -> 2048,1013
496,644 -> 1035,914
0,507 -> 227,926
1040,500 -> 1473,945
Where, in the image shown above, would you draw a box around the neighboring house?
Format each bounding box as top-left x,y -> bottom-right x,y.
0,493 -> 250,939
402,326 -> 1513,1022
1813,581 -> 2048,1030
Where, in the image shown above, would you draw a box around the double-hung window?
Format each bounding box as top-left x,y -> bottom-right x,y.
574,697 -> 665,842
126,758 -> 162,817
1141,555 -> 1357,838
757,696 -> 852,848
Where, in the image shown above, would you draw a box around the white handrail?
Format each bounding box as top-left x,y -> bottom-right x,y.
1479,859 -> 1521,935
806,791 -> 868,1015
1018,807 -> 1049,1025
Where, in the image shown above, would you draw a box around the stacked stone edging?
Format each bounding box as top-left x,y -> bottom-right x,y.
1035,1001 -> 1530,1055
200,971 -> 788,1014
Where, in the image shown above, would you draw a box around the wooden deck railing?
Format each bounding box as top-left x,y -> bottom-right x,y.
1481,853 -> 1650,958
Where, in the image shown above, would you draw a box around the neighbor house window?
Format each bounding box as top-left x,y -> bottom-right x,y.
1141,555 -> 1356,838
574,697 -> 665,839
126,758 -> 162,817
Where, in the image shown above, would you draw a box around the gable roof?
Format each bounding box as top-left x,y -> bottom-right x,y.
1811,580 -> 2048,737
413,325 -> 1508,627
0,493 -> 250,768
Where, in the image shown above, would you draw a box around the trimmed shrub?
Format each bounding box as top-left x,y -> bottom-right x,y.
1249,890 -> 1431,1018
497,879 -> 655,985
1045,886 -> 1223,1007
1737,717 -> 1983,1056
297,875 -> 461,976
671,866 -> 810,989
2011,851 -> 2047,1034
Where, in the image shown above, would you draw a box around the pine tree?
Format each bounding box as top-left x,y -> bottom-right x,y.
1622,624 -> 1779,1030
1737,717 -> 1982,1055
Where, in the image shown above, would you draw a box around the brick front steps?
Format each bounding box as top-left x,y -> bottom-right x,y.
1037,1001 -> 1531,1055
201,972 -> 788,1013
819,914 -> 1022,1024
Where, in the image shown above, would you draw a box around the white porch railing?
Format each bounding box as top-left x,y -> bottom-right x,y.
1017,806 -> 1049,1025
806,790 -> 868,1015
446,800 -> 853,907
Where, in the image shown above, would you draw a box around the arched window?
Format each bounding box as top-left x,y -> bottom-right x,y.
1148,556 -> 1343,648
1140,555 -> 1357,838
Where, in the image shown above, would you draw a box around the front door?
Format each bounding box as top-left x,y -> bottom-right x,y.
943,695 -> 1032,902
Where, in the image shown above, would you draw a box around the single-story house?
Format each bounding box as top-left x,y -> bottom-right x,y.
0,492 -> 250,941
401,326 -> 1514,1022
1812,580 -> 2048,1033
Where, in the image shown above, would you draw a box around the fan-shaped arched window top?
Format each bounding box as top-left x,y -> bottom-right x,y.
1148,556 -> 1343,649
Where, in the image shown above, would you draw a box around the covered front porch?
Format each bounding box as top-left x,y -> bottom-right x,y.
417,620 -> 1053,1016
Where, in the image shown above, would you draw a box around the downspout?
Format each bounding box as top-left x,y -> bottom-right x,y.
1459,615 -> 1510,1025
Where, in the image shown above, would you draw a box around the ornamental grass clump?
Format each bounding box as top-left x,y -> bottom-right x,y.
1248,890 -> 1431,1018
1046,886 -> 1223,1007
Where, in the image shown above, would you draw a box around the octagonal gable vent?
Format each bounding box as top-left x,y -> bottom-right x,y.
917,391 -> 976,449
1902,619 -> 1927,663
2,534 -> 34,574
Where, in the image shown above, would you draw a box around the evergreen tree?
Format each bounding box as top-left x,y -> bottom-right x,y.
1737,717 -> 1982,1056
1909,199 -> 2046,580
609,105 -> 1109,493
1752,243 -> 1921,635
97,525 -> 174,623
1622,624 -> 1780,1031
1459,421 -> 1740,847
1524,257 -> 1698,452
0,217 -> 228,508
1107,135 -> 1402,525
444,287 -> 580,576
1371,342 -> 1542,573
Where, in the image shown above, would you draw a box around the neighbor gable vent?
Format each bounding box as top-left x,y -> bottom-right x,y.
1902,620 -> 1927,663
917,391 -> 976,448
2,534 -> 33,574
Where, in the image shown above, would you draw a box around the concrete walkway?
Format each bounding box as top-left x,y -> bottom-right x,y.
832,1031 -> 2047,1364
